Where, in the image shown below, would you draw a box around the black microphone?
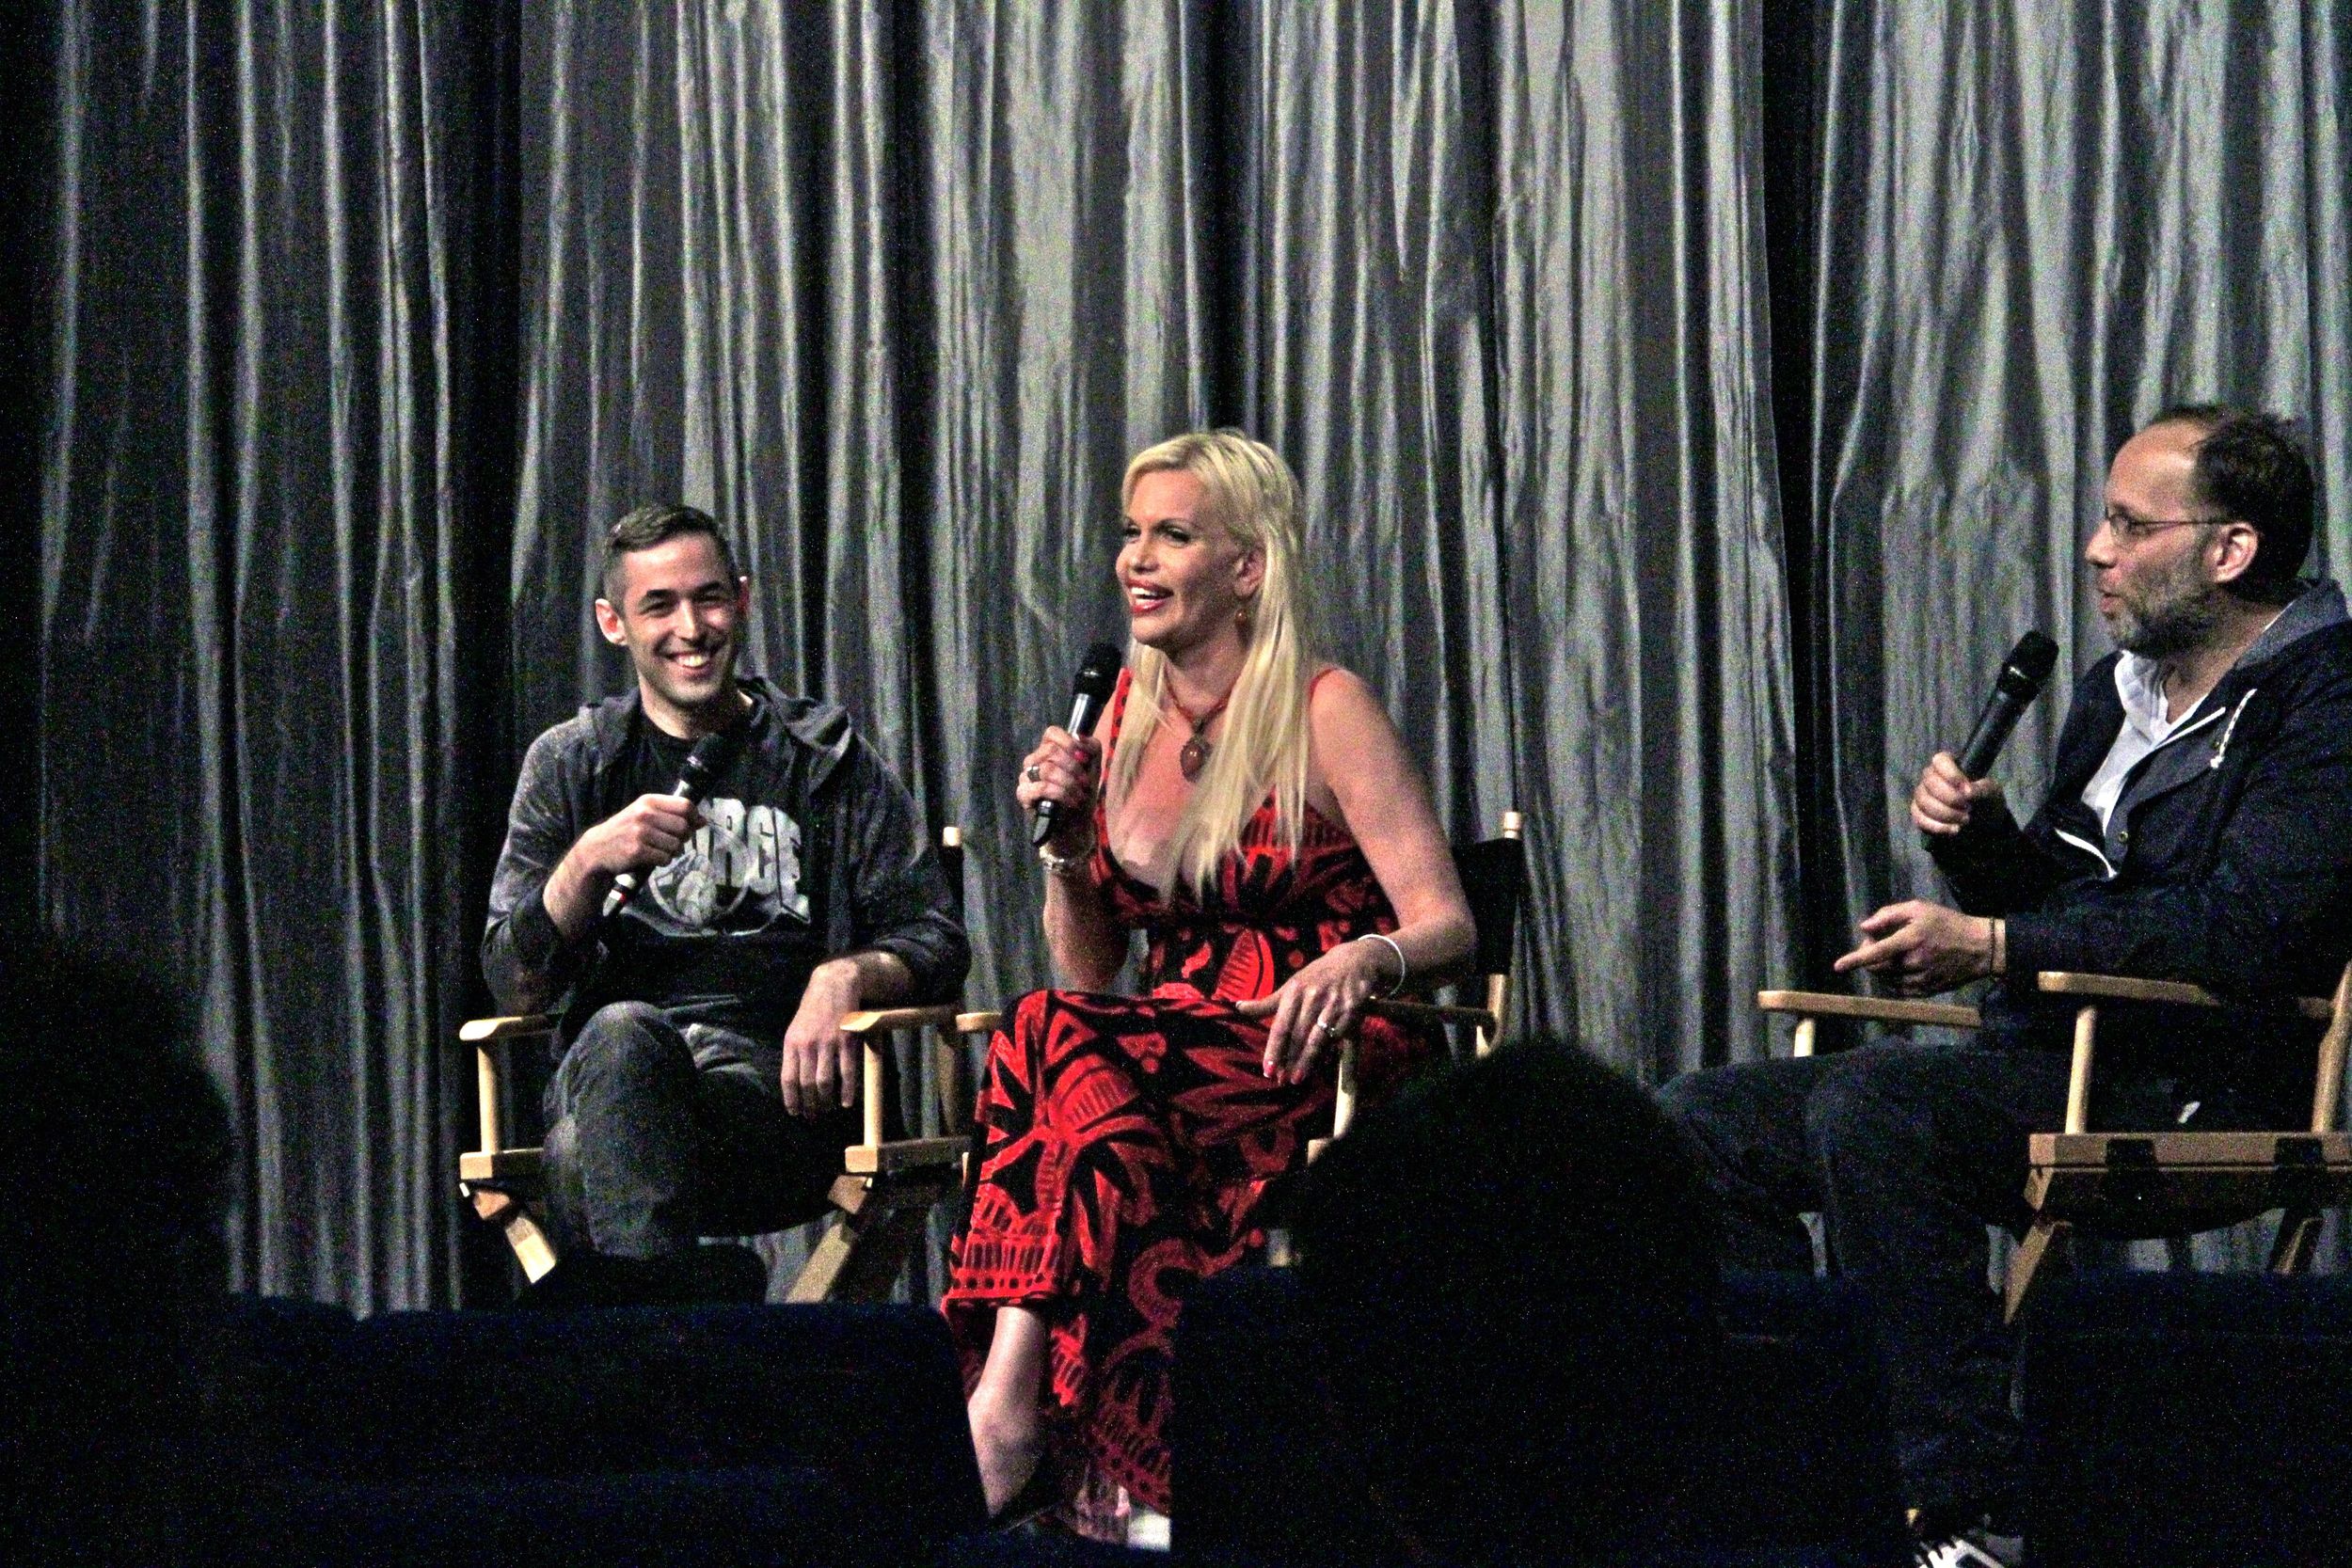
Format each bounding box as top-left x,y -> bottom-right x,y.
602,726 -> 744,919
1954,631 -> 2060,779
1032,641 -> 1125,847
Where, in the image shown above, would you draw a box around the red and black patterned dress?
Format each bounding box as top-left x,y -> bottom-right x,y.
942,671 -> 1438,1518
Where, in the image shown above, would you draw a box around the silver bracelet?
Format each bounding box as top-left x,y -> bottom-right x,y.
1356,931 -> 1408,997
1038,833 -> 1097,880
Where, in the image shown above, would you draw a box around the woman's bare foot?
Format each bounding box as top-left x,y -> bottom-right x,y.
967,1389 -> 1044,1518
968,1305 -> 1051,1518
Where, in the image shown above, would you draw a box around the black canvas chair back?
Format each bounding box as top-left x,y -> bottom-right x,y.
1319,811 -> 1528,1157
1456,828 -> 1526,988
1438,814 -> 1528,1058
939,825 -> 965,919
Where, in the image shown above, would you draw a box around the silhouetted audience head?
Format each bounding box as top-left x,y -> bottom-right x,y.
1289,1035 -> 1723,1565
1,930 -> 232,1563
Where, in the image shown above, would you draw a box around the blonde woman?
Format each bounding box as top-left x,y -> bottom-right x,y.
944,431 -> 1475,1528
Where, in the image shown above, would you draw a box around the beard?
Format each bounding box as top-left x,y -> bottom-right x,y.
2108,552 -> 2225,658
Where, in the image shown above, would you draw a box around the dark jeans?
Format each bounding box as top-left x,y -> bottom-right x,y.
543,1001 -> 857,1259
1658,1038 -> 2210,1518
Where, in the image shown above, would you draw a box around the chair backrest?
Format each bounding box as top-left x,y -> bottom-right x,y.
937,824 -> 965,921
888,824 -> 971,1145
1456,810 -> 1527,1047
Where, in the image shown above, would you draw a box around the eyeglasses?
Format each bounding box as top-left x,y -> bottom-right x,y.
2096,507 -> 2236,546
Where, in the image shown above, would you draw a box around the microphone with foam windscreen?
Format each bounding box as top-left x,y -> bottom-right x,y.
601,725 -> 745,919
1033,642 -> 1125,847
1953,631 -> 2060,779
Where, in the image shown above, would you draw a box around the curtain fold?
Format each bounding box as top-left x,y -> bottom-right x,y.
39,0 -> 501,1310
517,0 -> 1796,1085
44,0 -> 1799,1307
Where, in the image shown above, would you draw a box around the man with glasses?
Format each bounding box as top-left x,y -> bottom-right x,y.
1661,406 -> 2352,1566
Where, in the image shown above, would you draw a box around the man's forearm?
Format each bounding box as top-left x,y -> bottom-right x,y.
1929,803 -> 2051,916
540,844 -> 612,943
809,949 -> 918,1012
485,729 -> 596,1015
483,844 -> 610,1016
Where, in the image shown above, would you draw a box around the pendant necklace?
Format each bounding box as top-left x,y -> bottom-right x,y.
1168,687 -> 1234,782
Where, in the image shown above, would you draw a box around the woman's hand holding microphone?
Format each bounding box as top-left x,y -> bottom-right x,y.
1021,728 -> 1104,861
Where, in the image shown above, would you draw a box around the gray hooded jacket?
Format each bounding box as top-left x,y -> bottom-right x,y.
482,676 -> 968,1042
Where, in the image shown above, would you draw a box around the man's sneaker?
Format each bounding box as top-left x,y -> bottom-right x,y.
1908,1505 -> 2021,1568
1913,1525 -> 2022,1568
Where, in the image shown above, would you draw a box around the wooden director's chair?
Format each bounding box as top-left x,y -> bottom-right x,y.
1758,959 -> 2352,1320
460,828 -> 977,1303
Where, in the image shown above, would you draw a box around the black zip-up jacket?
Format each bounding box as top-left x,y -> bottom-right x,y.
1930,582 -> 2352,1109
482,676 -> 968,1041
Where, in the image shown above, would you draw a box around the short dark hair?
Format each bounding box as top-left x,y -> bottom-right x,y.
598,503 -> 739,603
2151,404 -> 2318,605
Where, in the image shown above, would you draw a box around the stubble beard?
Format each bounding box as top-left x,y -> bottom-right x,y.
2111,562 -> 2224,659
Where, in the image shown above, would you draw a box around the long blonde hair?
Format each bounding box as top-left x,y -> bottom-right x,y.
1107,430 -> 1319,893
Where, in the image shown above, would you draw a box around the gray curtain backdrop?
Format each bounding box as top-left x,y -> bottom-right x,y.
35,0 -> 2346,1308
37,0 -> 505,1308
37,0 -> 1792,1309
1816,0 -> 2352,934
514,0 -> 1798,1100
1810,0 -> 2352,1262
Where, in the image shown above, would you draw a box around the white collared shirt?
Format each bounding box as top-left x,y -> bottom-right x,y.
2080,655 -> 2197,832
2080,602 -> 2294,833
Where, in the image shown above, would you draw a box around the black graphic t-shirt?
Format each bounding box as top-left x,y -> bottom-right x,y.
590,703 -> 824,1036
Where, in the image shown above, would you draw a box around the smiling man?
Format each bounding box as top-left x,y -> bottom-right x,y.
1661,406 -> 2352,1565
484,503 -> 967,1305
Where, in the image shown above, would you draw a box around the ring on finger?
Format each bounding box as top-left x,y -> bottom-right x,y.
1025,764 -> 1042,783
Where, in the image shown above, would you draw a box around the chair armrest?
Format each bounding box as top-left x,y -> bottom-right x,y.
2035,972 -> 2335,1021
461,1017 -> 557,1154
1365,998 -> 1499,1027
1756,990 -> 1980,1029
1335,1000 -> 1506,1140
841,1008 -> 1004,1151
458,1148 -> 546,1182
839,1006 -> 1004,1036
459,1014 -> 556,1043
2036,971 -> 2339,1135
